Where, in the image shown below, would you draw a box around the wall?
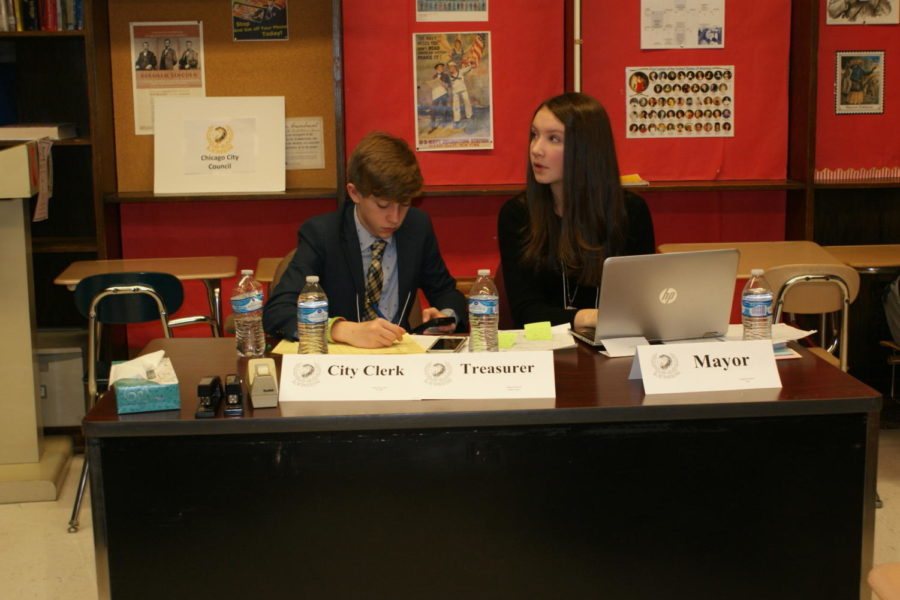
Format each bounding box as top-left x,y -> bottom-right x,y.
119,0 -> 799,350
815,9 -> 900,171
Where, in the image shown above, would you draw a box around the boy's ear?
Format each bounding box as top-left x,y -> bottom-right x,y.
346,182 -> 362,203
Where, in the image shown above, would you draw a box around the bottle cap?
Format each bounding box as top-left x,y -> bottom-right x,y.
750,268 -> 764,276
477,268 -> 491,276
306,275 -> 319,283
241,269 -> 253,276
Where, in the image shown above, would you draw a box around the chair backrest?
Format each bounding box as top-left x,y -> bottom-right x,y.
765,263 -> 860,315
272,247 -> 298,290
766,263 -> 860,371
886,275 -> 900,346
74,271 -> 185,403
74,271 -> 185,324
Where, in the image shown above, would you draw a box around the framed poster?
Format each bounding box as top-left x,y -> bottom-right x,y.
835,51 -> 884,115
129,21 -> 206,135
413,32 -> 493,151
826,0 -> 899,25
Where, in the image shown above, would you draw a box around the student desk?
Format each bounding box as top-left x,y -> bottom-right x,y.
825,244 -> 900,273
657,240 -> 844,278
84,338 -> 880,600
54,256 -> 238,336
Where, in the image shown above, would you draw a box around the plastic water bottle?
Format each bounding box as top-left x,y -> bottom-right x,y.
231,269 -> 266,357
742,268 -> 774,340
297,275 -> 329,354
468,268 -> 499,352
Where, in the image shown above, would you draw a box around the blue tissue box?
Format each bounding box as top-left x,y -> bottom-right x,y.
113,357 -> 180,414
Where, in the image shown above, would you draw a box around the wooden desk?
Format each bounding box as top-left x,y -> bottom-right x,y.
658,241 -> 843,278
84,338 -> 880,600
824,244 -> 900,273
54,256 -> 238,336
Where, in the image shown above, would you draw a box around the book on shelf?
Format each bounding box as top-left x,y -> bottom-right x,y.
0,123 -> 76,140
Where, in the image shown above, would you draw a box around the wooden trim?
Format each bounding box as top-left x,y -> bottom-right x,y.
333,0 -> 347,208
637,179 -> 805,192
32,237 -> 99,253
0,30 -> 85,38
815,179 -> 900,189
0,139 -> 91,147
85,0 -> 118,259
785,0 -> 820,240
105,188 -> 339,203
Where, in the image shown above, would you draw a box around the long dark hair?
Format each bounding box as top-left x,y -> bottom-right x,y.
520,92 -> 627,286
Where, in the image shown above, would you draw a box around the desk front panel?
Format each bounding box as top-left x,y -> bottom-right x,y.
92,411 -> 867,600
85,338 -> 880,600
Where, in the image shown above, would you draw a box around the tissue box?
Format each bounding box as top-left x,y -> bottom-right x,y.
113,357 -> 180,414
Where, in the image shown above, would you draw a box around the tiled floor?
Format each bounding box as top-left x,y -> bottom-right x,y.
2,431 -> 900,600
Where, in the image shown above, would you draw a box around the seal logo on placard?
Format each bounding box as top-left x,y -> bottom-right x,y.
293,362 -> 320,386
651,352 -> 680,379
424,361 -> 452,386
206,124 -> 234,153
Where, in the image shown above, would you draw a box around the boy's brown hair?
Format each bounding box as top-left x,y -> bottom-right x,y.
347,131 -> 424,204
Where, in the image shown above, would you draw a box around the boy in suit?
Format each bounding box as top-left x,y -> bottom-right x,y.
263,131 -> 466,348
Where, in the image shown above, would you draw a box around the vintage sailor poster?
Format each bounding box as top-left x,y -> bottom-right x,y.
413,32 -> 493,151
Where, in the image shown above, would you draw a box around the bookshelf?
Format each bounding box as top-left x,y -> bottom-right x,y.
0,0 -> 117,330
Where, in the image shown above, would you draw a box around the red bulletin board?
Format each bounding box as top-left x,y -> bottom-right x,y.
119,198 -> 335,351
815,13 -> 900,171
342,0 -> 565,186
581,1 -> 790,181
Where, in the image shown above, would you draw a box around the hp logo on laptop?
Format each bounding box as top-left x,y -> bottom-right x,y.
659,287 -> 678,304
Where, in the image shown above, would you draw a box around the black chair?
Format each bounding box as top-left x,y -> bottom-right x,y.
67,271 -> 216,533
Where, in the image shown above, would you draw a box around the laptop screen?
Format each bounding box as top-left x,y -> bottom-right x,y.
572,248 -> 739,344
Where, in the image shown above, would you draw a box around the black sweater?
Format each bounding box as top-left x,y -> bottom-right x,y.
497,191 -> 655,328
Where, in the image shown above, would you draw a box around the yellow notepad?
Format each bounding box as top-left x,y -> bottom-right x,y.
272,333 -> 427,355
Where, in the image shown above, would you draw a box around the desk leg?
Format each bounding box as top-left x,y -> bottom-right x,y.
203,279 -> 223,337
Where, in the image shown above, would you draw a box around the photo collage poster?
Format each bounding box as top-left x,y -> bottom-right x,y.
413,32 -> 493,151
416,0 -> 487,22
625,66 -> 735,138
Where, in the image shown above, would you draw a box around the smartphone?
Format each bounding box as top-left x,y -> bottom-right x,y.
410,316 -> 455,334
427,337 -> 466,353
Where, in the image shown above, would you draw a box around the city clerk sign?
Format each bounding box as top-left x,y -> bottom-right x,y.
279,351 -> 556,401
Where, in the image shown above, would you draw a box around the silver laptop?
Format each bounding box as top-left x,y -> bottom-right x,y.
570,248 -> 739,346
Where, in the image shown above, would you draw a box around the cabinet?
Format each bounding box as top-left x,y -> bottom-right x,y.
0,0 -> 118,329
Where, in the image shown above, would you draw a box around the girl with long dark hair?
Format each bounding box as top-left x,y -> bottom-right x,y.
498,92 -> 655,329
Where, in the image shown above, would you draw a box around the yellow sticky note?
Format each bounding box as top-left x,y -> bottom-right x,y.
620,173 -> 649,186
524,321 -> 553,341
498,331 -> 517,349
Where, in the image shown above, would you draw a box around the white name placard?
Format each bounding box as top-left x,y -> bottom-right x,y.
279,351 -> 556,401
629,340 -> 782,395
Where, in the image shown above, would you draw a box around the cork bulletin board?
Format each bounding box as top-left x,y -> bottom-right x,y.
108,0 -> 336,193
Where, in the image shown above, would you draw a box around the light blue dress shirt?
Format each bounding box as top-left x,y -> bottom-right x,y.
354,207 -> 400,322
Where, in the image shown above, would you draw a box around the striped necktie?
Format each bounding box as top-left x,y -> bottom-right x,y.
364,239 -> 387,320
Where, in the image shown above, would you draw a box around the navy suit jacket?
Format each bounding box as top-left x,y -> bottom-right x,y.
263,201 -> 467,340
